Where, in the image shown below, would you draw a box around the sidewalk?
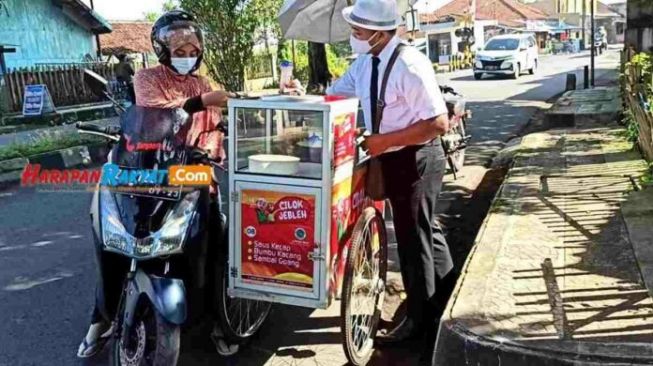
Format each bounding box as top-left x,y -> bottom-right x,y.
434,89 -> 653,365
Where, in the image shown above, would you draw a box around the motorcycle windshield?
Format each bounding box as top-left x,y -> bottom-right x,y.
105,107 -> 195,238
112,106 -> 192,169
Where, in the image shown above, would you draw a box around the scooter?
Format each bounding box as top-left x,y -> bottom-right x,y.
440,85 -> 471,179
79,70 -> 271,365
594,33 -> 607,55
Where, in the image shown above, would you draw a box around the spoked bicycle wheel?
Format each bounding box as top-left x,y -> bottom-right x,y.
341,207 -> 388,366
216,264 -> 272,343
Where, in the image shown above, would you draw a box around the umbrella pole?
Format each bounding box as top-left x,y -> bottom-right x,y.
292,40 -> 297,66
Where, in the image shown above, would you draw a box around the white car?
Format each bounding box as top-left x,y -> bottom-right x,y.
474,34 -> 539,80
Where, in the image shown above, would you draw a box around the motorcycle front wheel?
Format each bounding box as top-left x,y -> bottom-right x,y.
110,302 -> 180,366
447,117 -> 467,174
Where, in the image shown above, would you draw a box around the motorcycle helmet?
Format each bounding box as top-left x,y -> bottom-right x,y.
151,10 -> 204,75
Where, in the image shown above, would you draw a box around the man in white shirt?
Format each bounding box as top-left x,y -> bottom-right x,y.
327,0 -> 456,349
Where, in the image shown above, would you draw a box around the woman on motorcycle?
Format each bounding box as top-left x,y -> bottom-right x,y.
77,10 -> 237,358
135,10 -> 238,161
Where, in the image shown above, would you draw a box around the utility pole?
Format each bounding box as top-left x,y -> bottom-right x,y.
590,0 -> 595,87
408,0 -> 418,44
90,0 -> 102,60
581,0 -> 586,49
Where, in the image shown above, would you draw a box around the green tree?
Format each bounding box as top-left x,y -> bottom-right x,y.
179,0 -> 270,91
308,42 -> 331,93
330,41 -> 352,58
162,0 -> 178,12
143,0 -> 178,22
143,11 -> 159,22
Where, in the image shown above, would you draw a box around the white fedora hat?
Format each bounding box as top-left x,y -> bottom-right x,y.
342,0 -> 403,31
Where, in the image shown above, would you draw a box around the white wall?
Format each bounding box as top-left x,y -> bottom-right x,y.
474,20 -> 498,49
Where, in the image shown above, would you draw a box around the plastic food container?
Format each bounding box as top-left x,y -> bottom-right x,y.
249,154 -> 300,175
297,132 -> 323,163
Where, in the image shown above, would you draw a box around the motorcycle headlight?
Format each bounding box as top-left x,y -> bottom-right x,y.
100,189 -> 200,258
149,190 -> 200,256
101,188 -> 136,254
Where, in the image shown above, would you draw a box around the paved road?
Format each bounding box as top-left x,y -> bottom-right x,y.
0,49 -> 620,366
437,47 -> 620,167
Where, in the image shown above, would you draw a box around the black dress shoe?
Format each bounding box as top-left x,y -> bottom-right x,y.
375,318 -> 423,345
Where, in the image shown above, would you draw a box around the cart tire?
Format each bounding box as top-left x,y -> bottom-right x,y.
216,262 -> 272,344
341,207 -> 388,366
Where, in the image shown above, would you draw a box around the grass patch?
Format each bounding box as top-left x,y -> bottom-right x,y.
620,109 -> 640,144
0,133 -> 105,161
641,162 -> 653,187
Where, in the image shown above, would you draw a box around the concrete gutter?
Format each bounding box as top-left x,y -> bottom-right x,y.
433,87 -> 653,366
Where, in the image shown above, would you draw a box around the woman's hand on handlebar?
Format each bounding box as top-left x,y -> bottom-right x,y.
201,90 -> 257,108
191,147 -> 222,165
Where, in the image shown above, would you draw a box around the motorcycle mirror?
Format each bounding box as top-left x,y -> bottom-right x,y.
84,69 -> 109,98
84,69 -> 126,113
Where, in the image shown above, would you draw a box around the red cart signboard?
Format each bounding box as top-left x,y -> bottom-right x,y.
240,189 -> 316,291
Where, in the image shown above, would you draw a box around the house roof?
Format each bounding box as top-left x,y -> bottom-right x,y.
398,25 -> 426,40
421,0 -> 550,28
52,0 -> 112,34
100,22 -> 154,55
596,1 -> 622,18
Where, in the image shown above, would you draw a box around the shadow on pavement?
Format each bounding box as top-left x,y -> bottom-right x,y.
435,126 -> 653,366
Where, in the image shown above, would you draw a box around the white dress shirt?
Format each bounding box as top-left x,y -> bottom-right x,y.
326,36 -> 448,137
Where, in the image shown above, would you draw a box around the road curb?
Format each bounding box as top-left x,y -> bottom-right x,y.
0,143 -> 110,189
433,123 -> 653,365
0,103 -> 117,127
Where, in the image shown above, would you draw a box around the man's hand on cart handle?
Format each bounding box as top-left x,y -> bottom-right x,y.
360,134 -> 390,158
281,79 -> 306,96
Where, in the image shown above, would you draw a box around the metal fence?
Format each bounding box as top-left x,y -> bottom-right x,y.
2,63 -> 115,113
622,49 -> 653,161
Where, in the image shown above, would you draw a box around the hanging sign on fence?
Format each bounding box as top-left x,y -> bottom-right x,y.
22,84 -> 56,116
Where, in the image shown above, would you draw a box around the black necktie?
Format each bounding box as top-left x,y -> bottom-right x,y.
370,56 -> 380,133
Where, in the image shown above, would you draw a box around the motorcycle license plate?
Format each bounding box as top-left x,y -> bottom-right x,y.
111,166 -> 183,200
115,185 -> 182,200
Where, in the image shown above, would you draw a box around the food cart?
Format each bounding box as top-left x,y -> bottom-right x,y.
227,95 -> 387,365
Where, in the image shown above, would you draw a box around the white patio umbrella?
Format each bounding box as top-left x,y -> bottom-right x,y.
278,0 -> 353,43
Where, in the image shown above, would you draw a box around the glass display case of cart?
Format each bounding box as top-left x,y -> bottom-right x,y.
232,96 -> 326,180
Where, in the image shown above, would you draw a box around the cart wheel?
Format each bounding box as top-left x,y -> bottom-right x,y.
341,207 -> 388,366
214,219 -> 272,344
216,263 -> 272,343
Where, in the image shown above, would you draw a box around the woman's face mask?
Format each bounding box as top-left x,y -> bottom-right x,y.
349,32 -> 382,54
170,57 -> 198,75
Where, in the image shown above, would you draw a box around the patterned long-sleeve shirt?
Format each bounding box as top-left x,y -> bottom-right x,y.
134,65 -> 224,160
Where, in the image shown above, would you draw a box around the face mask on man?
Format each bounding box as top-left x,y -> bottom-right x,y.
170,57 -> 198,75
349,32 -> 382,55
